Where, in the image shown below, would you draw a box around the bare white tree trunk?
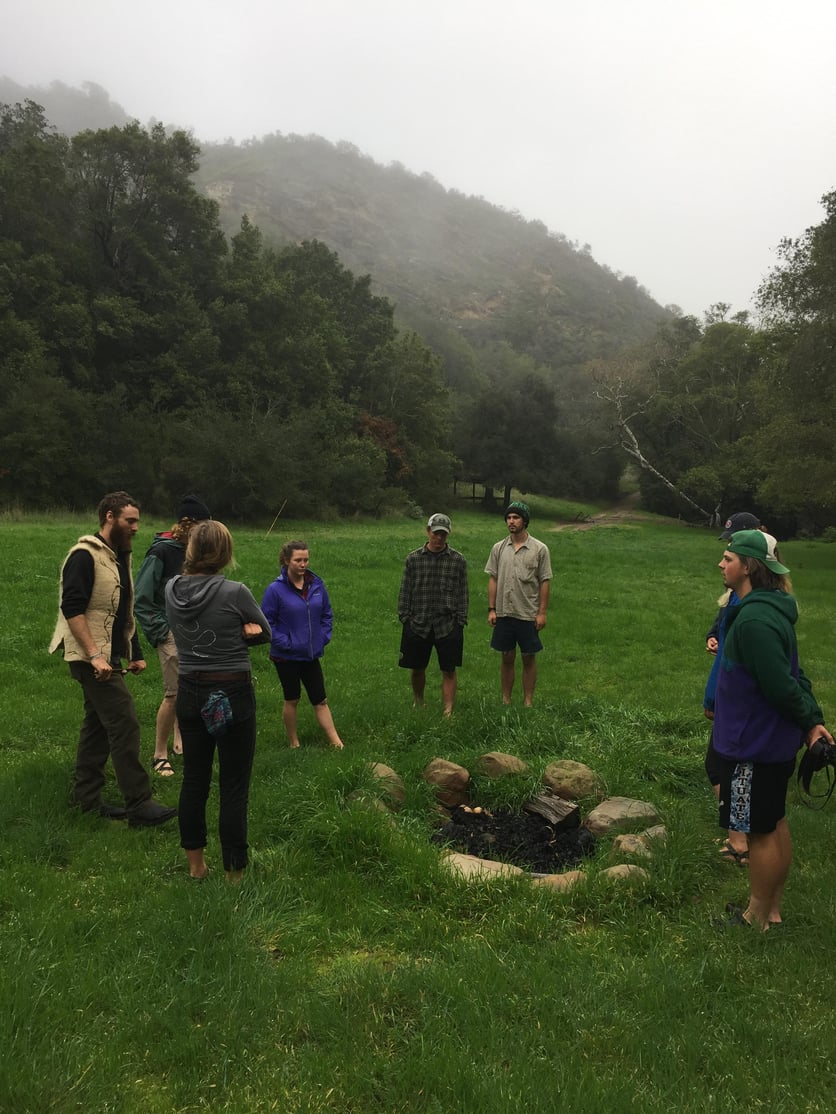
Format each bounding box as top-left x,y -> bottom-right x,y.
595,379 -> 712,521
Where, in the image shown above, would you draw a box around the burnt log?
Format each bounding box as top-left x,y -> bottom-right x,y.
523,791 -> 580,831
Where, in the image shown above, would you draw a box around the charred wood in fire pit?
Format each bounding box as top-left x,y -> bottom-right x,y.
523,791 -> 579,830
432,805 -> 595,873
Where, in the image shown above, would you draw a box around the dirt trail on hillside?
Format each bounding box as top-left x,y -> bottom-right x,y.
549,497 -> 687,532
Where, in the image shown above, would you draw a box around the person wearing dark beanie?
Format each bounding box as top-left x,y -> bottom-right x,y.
134,494 -> 213,776
504,500 -> 530,527
177,495 -> 212,523
485,501 -> 553,706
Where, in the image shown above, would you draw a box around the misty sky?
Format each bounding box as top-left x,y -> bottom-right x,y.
4,0 -> 836,316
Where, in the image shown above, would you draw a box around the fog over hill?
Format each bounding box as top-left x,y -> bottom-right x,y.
195,133 -> 668,374
0,74 -> 668,387
1,75 -> 679,516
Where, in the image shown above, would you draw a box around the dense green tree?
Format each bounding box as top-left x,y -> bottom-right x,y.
70,122 -> 225,295
592,315 -> 763,521
368,331 -> 457,506
68,122 -> 227,408
0,108 -> 455,518
753,191 -> 836,531
0,101 -> 74,253
456,345 -> 562,505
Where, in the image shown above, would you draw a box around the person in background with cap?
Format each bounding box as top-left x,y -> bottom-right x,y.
134,494 -> 212,776
712,529 -> 832,930
485,501 -> 553,706
398,514 -> 469,716
703,511 -> 765,865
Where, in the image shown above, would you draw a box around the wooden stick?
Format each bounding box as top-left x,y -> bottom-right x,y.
264,500 -> 288,538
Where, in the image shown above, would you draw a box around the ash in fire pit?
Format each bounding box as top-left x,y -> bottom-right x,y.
432,804 -> 596,874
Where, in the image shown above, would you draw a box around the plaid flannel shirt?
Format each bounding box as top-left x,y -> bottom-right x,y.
397,544 -> 468,639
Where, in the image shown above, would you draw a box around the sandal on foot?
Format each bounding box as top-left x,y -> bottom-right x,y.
713,902 -> 751,930
152,757 -> 175,777
718,840 -> 749,866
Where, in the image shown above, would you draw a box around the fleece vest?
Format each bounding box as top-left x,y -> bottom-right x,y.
49,535 -> 136,662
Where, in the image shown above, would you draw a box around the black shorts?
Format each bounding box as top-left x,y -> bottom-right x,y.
490,616 -> 543,655
716,756 -> 796,834
399,624 -> 463,673
272,659 -> 327,705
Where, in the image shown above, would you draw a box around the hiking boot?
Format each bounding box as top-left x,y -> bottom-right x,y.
80,801 -> 128,820
128,800 -> 178,828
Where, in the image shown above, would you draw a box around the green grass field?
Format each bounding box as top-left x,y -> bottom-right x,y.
3,504 -> 836,1112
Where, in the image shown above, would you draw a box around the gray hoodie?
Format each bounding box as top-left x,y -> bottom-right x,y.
165,574 -> 271,674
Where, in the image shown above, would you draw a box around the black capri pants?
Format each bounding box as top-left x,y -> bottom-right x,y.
272,658 -> 327,705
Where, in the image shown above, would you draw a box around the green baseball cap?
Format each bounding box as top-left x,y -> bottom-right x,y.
728,529 -> 790,575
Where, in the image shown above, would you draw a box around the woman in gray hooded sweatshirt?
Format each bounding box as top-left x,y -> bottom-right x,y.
165,521 -> 270,881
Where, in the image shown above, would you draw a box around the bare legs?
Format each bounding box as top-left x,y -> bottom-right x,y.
185,847 -> 208,880
745,818 -> 791,929
410,669 -> 426,708
500,652 -> 515,704
500,650 -> 537,706
283,699 -> 344,749
153,693 -> 182,768
411,668 -> 457,715
185,848 -> 241,883
314,701 -> 345,748
441,671 -> 457,716
282,698 -> 301,748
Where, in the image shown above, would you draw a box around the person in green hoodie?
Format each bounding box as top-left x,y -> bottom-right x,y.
712,529 -> 833,930
134,495 -> 212,776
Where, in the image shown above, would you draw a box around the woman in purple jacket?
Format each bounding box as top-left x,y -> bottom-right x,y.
261,540 -> 345,750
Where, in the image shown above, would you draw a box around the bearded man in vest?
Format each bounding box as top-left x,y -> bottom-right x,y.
50,491 -> 177,827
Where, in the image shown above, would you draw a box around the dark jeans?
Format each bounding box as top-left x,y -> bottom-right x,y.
68,662 -> 152,814
176,675 -> 257,872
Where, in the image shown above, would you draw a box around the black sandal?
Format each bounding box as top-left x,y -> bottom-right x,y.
718,839 -> 749,867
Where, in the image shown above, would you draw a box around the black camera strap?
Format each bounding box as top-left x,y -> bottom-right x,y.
797,738 -> 836,810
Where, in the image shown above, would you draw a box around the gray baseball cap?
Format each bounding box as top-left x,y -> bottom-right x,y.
427,513 -> 451,534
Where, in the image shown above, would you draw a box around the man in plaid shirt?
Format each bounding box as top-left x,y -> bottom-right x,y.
398,513 -> 469,716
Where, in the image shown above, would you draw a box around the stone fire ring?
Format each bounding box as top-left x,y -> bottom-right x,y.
364,754 -> 666,890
